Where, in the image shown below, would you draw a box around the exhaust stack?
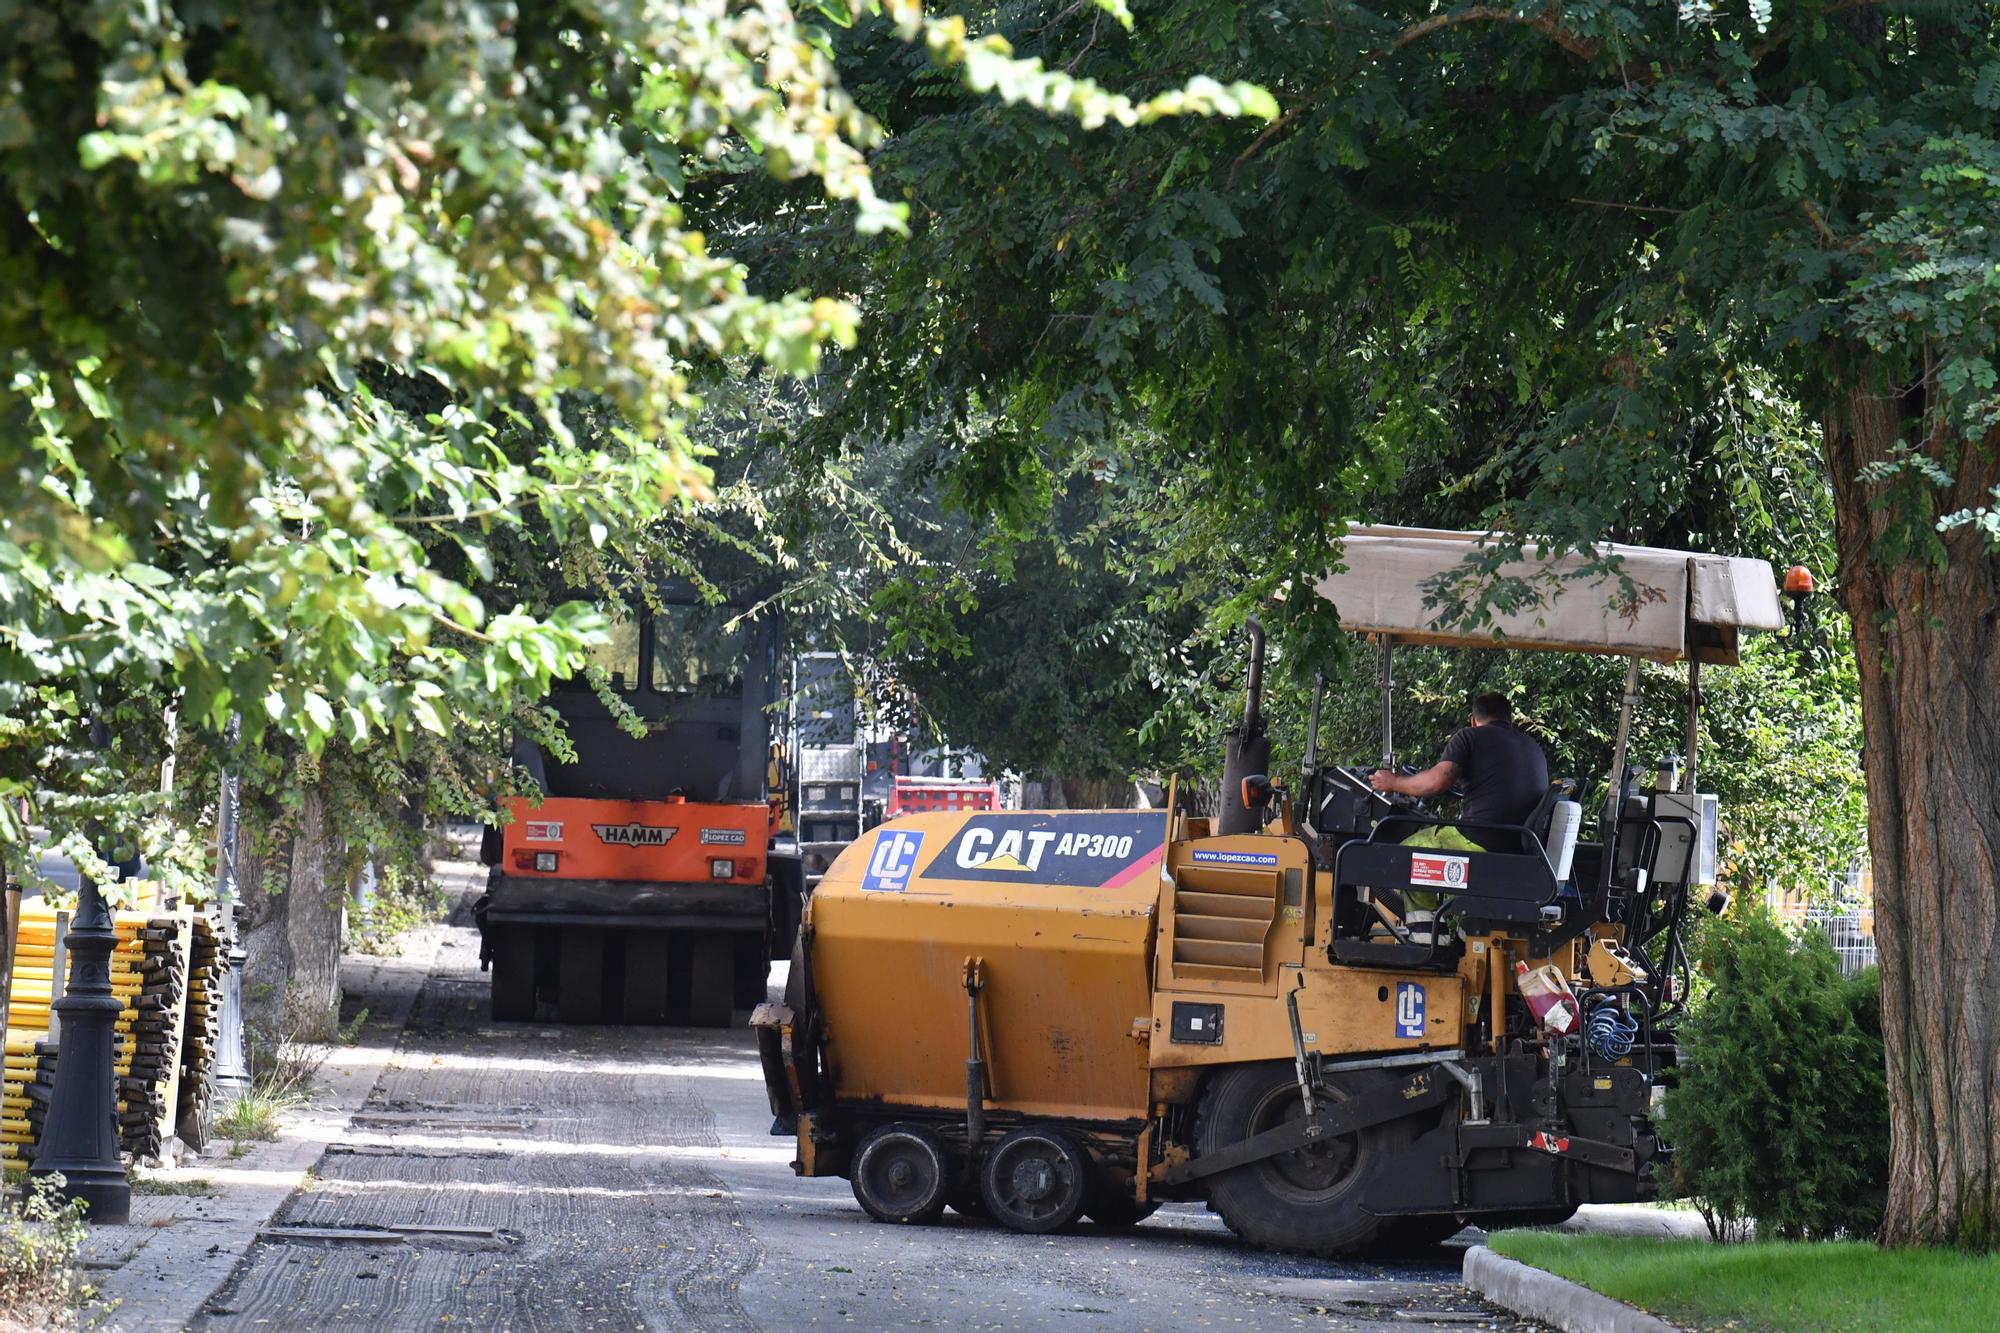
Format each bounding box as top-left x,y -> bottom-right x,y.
1217,618 -> 1271,836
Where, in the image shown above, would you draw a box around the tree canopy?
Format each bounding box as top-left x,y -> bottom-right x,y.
0,0 -> 1270,886
706,0 -> 1997,1248
5,0 -> 1993,1250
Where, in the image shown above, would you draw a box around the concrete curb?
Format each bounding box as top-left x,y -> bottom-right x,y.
1463,1244 -> 1678,1333
89,863 -> 482,1332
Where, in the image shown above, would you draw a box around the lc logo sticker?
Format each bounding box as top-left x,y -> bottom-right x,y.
1395,981 -> 1426,1040
862,830 -> 925,892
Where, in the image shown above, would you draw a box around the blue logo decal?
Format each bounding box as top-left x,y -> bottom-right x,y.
862,829 -> 925,892
1395,982 -> 1426,1040
1189,849 -> 1280,868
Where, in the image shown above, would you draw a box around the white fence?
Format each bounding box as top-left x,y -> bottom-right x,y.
1798,904 -> 1879,975
1766,865 -> 1877,975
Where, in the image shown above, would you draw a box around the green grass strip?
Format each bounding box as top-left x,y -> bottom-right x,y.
1487,1233 -> 2000,1332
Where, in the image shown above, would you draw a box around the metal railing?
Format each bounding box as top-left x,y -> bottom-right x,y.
1766,868 -> 1877,975
1799,904 -> 1878,975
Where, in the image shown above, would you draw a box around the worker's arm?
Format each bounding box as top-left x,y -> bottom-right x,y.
1371,761 -> 1457,799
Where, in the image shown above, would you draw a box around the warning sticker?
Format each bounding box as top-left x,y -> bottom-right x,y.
1409,852 -> 1469,890
524,821 -> 564,843
1190,849 -> 1280,869
923,813 -> 1166,888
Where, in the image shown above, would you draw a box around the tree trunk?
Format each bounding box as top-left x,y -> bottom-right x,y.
1825,385 -> 2000,1248
284,786 -> 344,1026
235,803 -> 292,1034
1056,776 -> 1133,808
235,786 -> 346,1040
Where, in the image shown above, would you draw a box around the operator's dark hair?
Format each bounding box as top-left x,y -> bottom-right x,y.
1470,692 -> 1513,724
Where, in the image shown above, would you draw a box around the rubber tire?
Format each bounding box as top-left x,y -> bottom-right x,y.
1195,1061 -> 1411,1257
980,1126 -> 1090,1234
1361,1213 -> 1468,1256
851,1123 -> 950,1225
1085,1184 -> 1162,1230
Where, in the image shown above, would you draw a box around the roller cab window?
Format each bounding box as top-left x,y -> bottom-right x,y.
651,603 -> 745,697
581,614 -> 642,693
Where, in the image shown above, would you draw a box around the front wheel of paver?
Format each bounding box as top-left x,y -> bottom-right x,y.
852,1123 -> 950,1225
981,1127 -> 1089,1234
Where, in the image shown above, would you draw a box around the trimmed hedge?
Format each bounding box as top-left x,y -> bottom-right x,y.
1662,911 -> 1888,1240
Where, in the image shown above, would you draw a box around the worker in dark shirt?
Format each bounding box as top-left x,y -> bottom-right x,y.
1371,691 -> 1548,849
1369,693 -> 1548,935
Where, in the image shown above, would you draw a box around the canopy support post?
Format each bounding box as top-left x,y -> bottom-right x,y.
1303,672 -> 1325,780
1604,656 -> 1642,855
1377,638 -> 1394,768
1684,654 -> 1701,793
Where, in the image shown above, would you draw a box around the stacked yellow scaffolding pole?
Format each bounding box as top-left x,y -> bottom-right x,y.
2,884 -> 198,1168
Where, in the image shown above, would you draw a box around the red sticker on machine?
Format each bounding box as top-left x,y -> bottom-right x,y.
1409,852 -> 1469,889
524,821 -> 564,843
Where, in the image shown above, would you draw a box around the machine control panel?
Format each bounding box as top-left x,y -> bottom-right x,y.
1170,1002 -> 1226,1045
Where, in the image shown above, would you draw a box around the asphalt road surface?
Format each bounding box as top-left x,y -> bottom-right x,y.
196,893 -> 1531,1332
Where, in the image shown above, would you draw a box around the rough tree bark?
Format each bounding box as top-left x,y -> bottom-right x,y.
1825,383 -> 2000,1248
235,803 -> 292,1032
236,785 -> 346,1040
283,786 -> 344,1023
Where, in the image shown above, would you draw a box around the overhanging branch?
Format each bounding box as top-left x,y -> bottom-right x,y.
1393,3 -> 1603,62
1747,0 -> 1894,66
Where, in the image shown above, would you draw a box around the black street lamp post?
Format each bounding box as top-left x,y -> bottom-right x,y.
28,718 -> 133,1224
28,858 -> 132,1222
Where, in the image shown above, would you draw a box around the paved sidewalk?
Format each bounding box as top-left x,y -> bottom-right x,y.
80,861 -> 483,1332
1555,1203 -> 1715,1241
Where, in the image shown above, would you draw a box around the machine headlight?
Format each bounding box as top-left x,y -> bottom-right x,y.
710,858 -> 735,880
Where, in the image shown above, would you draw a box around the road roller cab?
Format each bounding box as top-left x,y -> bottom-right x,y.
479,586 -> 805,1026
755,528 -> 1786,1253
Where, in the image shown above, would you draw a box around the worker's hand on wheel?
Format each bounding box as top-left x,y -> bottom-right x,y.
1370,769 -> 1397,793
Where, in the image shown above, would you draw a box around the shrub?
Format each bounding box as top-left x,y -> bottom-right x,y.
221,984 -> 358,1151
345,863 -> 448,955
1662,909 -> 1888,1241
246,986 -> 336,1100
216,1087 -> 299,1150
0,1175 -> 92,1330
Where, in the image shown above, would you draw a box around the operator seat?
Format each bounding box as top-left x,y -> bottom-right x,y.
1519,778 -> 1577,846
1545,798 -> 1582,888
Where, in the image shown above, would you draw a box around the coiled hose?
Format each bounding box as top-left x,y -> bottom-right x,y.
1585,996 -> 1639,1062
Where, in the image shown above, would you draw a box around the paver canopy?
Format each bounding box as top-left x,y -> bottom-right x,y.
1314,527 -> 1783,665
